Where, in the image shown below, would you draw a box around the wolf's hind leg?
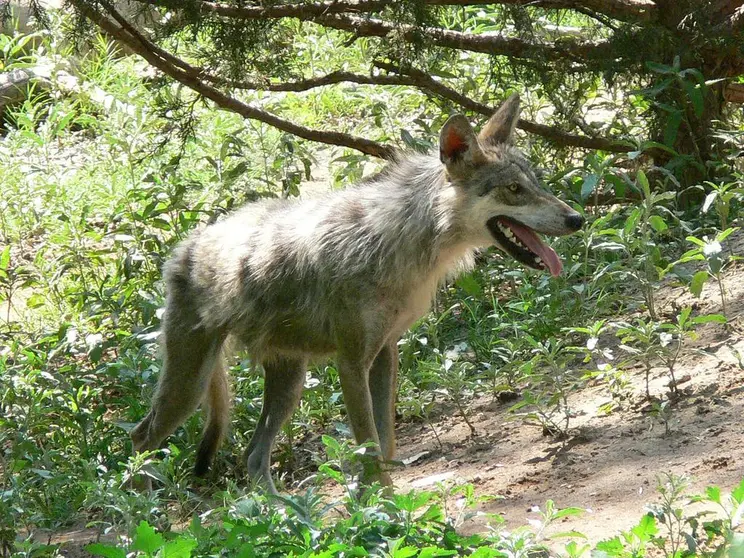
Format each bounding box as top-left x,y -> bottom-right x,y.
243,356 -> 306,494
369,342 -> 398,461
194,358 -> 231,477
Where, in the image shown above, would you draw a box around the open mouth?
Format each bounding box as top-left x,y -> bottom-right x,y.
486,216 -> 563,277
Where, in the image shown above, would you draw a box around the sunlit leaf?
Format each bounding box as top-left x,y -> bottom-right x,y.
132,521 -> 164,555
689,271 -> 708,297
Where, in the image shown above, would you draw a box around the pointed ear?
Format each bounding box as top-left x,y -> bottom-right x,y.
439,114 -> 480,166
479,93 -> 521,146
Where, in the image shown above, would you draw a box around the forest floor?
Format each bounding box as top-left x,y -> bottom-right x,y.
383,234 -> 744,544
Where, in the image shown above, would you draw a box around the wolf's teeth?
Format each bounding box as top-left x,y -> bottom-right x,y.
534,257 -> 542,264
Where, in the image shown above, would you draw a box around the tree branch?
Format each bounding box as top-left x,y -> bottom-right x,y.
316,13 -> 612,61
203,69 -> 421,92
422,0 -> 656,22
100,6 -> 422,93
75,2 -> 396,160
75,2 -> 645,162
132,0 -> 619,62
375,62 -> 635,152
132,0 -> 656,25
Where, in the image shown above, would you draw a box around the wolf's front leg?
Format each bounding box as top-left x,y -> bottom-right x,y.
336,349 -> 393,489
368,342 -> 399,462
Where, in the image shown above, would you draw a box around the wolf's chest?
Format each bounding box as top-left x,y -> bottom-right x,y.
395,249 -> 475,333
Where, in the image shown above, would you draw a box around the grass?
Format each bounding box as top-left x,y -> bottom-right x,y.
1,16 -> 743,558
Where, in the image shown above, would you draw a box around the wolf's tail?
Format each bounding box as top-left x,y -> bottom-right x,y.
194,358 -> 231,477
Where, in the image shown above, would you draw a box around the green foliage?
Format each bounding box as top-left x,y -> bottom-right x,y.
595,475 -> 744,558
674,228 -> 739,318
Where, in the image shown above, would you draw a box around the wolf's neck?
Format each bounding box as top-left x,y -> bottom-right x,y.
368,153 -> 474,285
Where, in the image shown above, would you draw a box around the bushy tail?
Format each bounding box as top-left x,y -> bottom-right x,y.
194,359 -> 231,477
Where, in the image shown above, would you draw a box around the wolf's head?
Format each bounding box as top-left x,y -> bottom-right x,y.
439,94 -> 583,277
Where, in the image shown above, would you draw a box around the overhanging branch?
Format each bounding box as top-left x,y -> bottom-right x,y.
313,13 -> 611,61
131,0 -> 618,62
100,8 -> 422,93
203,70 -> 422,92
75,2 -> 396,160
375,62 -> 635,152
132,0 -> 656,24
74,1 -> 642,162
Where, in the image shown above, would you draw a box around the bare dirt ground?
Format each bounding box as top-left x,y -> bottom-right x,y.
392,345 -> 743,543
387,235 -> 744,544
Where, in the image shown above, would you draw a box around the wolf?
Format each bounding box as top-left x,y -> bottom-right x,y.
130,94 -> 584,493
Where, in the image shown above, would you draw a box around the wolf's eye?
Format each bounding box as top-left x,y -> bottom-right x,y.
508,183 -> 520,193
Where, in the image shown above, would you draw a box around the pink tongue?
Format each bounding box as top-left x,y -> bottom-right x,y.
501,218 -> 563,277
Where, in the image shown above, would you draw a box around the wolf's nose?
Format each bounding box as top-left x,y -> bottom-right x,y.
565,213 -> 584,231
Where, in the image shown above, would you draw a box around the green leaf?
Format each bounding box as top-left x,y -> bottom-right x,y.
637,170 -> 650,199
690,314 -> 726,325
321,434 -> 341,453
86,543 -> 126,558
580,174 -> 599,201
686,235 -> 706,247
26,292 -> 46,309
419,503 -> 444,522
663,111 -> 682,147
0,245 -> 9,271
716,227 -> 738,242
690,271 -> 708,297
646,61 -> 675,75
732,478 -> 744,504
224,161 -> 249,182
604,174 -> 627,198
234,542 -> 257,558
648,215 -> 668,233
705,485 -> 722,504
418,548 -> 457,558
132,521 -> 165,555
400,129 -> 416,149
456,273 -> 482,297
594,537 -> 624,554
161,537 -> 197,558
318,463 -> 345,483
391,546 -> 419,558
150,218 -> 172,231
624,207 -> 643,237
552,507 -> 586,520
631,513 -> 658,542
678,306 -> 693,326
641,143 -> 681,159
681,80 -> 704,118
469,548 -> 501,558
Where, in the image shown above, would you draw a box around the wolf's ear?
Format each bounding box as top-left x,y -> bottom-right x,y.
439,114 -> 480,166
479,93 -> 520,145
